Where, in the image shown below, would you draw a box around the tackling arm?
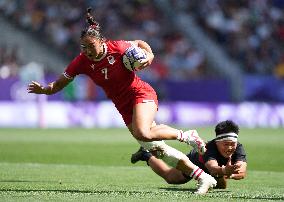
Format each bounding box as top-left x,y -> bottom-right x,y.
228,161 -> 247,180
27,74 -> 72,95
205,159 -> 227,177
205,159 -> 247,179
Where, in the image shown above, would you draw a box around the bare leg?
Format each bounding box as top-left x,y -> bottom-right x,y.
133,147 -> 217,193
127,103 -> 199,180
128,102 -> 216,193
130,102 -> 206,156
176,158 -> 198,177
147,156 -> 189,184
131,102 -> 180,141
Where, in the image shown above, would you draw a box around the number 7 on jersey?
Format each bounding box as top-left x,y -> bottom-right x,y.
101,68 -> 108,79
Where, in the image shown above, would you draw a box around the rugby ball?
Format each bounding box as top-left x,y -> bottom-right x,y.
122,46 -> 147,71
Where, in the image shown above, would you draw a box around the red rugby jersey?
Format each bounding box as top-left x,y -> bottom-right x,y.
64,40 -> 145,102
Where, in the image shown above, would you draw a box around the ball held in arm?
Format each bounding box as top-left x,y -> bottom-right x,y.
122,46 -> 147,71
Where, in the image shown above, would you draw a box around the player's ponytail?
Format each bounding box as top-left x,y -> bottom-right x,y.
81,7 -> 104,41
86,7 -> 99,28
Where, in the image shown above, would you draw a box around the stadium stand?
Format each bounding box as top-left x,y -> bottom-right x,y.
0,0 -> 283,102
169,0 -> 284,75
0,0 -> 207,80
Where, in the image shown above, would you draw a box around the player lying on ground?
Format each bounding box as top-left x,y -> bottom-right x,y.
27,7 -> 216,193
131,120 -> 247,190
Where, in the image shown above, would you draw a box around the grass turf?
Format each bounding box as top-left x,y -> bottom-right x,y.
0,127 -> 283,201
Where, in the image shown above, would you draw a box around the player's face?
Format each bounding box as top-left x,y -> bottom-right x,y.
80,36 -> 103,60
216,141 -> 237,158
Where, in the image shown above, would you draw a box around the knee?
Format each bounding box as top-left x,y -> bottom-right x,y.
165,178 -> 176,184
164,176 -> 180,185
164,173 -> 188,185
133,128 -> 152,142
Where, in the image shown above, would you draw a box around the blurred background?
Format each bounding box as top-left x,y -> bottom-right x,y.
0,0 -> 283,128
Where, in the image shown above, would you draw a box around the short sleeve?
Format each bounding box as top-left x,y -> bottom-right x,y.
232,143 -> 247,163
63,53 -> 84,79
114,40 -> 133,54
203,141 -> 219,163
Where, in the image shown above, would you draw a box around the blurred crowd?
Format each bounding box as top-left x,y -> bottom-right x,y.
0,44 -> 21,79
1,0 -> 283,102
170,0 -> 284,77
0,0 -> 206,81
1,0 -> 283,79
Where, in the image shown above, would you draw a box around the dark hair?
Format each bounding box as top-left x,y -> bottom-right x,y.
215,120 -> 239,136
80,7 -> 104,40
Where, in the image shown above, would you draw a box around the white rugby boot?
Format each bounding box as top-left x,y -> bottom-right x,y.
195,172 -> 217,194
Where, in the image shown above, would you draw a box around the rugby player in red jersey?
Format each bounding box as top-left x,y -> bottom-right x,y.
27,8 -> 216,193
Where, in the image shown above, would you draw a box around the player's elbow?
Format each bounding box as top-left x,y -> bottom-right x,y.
215,183 -> 227,189
233,171 -> 247,180
238,173 -> 246,180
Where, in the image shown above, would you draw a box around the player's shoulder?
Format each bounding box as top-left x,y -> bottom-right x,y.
237,141 -> 243,146
206,140 -> 216,149
236,142 -> 246,153
204,140 -> 219,157
107,39 -> 132,45
106,40 -> 132,52
236,142 -> 245,149
73,52 -> 88,61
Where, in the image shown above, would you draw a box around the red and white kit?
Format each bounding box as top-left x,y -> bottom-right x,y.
64,40 -> 158,125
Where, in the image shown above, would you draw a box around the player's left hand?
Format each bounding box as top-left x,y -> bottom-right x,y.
233,162 -> 242,172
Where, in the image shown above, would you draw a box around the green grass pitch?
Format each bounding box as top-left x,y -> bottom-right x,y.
0,127 -> 283,201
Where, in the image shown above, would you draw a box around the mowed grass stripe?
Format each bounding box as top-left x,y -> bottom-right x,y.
0,128 -> 134,143
0,128 -> 283,171
0,162 -> 283,201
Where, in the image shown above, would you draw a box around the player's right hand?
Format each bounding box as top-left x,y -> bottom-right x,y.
223,157 -> 239,175
27,81 -> 45,94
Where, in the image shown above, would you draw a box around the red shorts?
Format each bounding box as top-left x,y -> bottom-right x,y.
113,81 -> 158,126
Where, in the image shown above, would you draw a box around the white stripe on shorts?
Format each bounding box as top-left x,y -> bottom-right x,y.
142,99 -> 155,103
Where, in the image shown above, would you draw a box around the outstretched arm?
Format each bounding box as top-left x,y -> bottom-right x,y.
27,74 -> 72,95
205,159 -> 247,179
228,161 -> 247,180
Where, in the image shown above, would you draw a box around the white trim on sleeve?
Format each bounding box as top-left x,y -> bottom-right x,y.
63,72 -> 74,80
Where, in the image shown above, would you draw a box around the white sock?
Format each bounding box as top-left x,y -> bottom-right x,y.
176,130 -> 187,142
161,145 -> 186,167
137,140 -> 185,168
177,130 -> 200,143
190,166 -> 204,181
